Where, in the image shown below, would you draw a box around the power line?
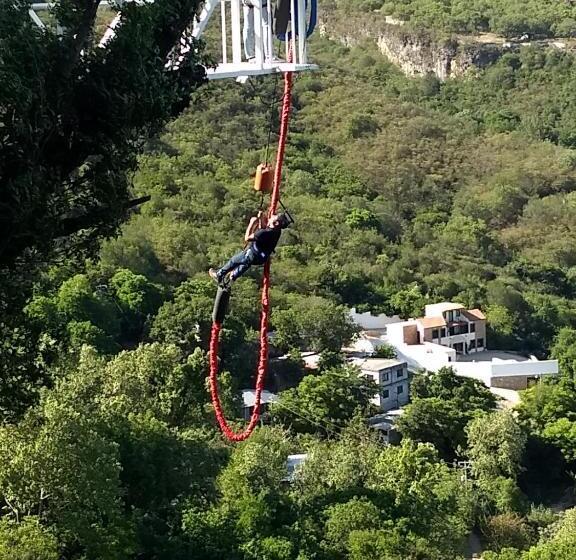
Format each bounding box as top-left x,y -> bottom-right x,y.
270,397 -> 340,437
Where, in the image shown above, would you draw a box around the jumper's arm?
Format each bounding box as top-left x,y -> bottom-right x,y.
244,213 -> 263,242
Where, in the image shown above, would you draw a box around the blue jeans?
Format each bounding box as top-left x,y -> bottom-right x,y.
217,246 -> 266,282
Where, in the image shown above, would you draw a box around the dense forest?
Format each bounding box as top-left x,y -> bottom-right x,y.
3,0 -> 576,559
338,0 -> 576,39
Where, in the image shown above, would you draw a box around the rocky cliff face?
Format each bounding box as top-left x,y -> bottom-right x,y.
319,16 -> 505,80
374,31 -> 503,80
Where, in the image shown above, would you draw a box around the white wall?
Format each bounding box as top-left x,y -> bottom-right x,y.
424,303 -> 462,317
349,308 -> 403,330
491,360 -> 558,378
451,359 -> 558,386
451,362 -> 493,386
380,382 -> 409,410
352,336 -> 389,354
386,321 -> 417,346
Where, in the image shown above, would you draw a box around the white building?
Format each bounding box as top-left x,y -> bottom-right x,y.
358,358 -> 410,411
386,303 -> 487,356
348,301 -> 559,393
242,389 -> 278,420
382,302 -> 559,390
349,308 -> 403,331
368,408 -> 404,444
283,454 -> 307,483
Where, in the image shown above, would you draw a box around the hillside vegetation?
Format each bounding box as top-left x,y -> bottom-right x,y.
3,1 -> 576,558
337,0 -> 576,38
99,36 -> 576,358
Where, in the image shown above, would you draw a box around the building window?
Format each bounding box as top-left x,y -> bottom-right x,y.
397,369 -> 404,379
397,385 -> 404,395
432,329 -> 439,339
382,389 -> 390,399
470,323 -> 476,333
461,324 -> 468,334
449,326 -> 456,336
441,328 -> 446,337
448,357 -> 452,362
477,338 -> 484,348
382,372 -> 389,382
469,339 -> 476,350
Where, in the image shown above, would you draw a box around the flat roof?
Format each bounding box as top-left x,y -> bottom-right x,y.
402,342 -> 455,355
457,351 -> 531,363
425,302 -> 465,314
386,320 -> 417,329
242,389 -> 278,408
360,358 -> 406,371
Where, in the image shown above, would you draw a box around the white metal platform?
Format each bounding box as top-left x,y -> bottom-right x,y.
28,0 -> 318,81
207,62 -> 317,80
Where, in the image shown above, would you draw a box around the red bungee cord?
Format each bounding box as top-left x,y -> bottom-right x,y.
208,62 -> 294,442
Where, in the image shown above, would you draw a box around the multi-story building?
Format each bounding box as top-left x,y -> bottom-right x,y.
419,303 -> 487,355
387,302 -> 487,356
359,358 -> 410,411
382,302 -> 558,391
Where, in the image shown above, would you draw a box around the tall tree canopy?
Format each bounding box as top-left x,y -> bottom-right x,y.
0,0 -> 206,284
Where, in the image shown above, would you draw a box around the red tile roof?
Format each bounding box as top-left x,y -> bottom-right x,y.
463,309 -> 486,321
418,316 -> 446,329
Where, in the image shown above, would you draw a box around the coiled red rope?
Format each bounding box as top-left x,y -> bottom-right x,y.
208,62 -> 294,442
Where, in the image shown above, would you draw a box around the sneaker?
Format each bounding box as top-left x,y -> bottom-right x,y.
209,268 -> 220,284
210,268 -> 232,289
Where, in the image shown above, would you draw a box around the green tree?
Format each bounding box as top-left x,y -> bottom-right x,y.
373,344 -> 397,359
520,509 -> 576,560
541,418 -> 576,464
551,328 -> 576,378
0,322 -> 48,422
272,296 -> 359,353
56,274 -> 121,338
389,284 -> 427,319
150,278 -> 214,352
398,368 -> 497,459
66,320 -> 119,354
0,408 -> 132,559
486,304 -> 520,349
396,397 -> 468,460
36,344 -> 224,557
345,208 -> 380,230
467,411 -> 527,480
0,0 -> 206,273
109,268 -> 163,340
295,431 -> 474,559
270,366 -> 378,435
323,497 -> 382,556
0,517 -> 59,560
484,513 -> 532,553
517,378 -> 576,432
411,367 -> 497,410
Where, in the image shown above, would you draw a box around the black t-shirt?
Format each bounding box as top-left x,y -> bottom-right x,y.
252,227 -> 281,258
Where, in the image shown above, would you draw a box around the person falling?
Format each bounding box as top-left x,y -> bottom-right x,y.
209,211 -> 291,288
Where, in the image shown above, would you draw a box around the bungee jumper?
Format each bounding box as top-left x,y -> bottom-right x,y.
209,211 -> 291,289
207,0 -> 314,441
30,0 -> 318,444
208,53 -> 295,442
